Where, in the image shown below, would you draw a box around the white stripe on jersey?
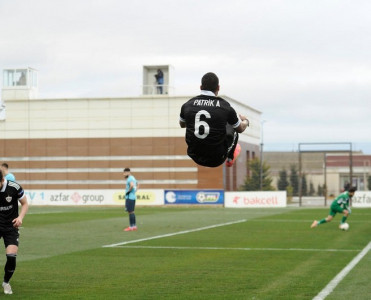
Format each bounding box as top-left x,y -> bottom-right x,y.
232,119 -> 241,128
8,181 -> 21,190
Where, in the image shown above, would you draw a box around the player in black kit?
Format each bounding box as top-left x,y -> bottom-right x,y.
0,172 -> 28,294
179,72 -> 249,167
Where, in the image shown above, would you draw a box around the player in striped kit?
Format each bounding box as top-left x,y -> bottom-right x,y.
179,72 -> 249,168
0,171 -> 28,294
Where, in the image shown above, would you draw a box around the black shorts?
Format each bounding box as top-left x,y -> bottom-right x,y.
188,145 -> 227,167
125,200 -> 136,213
187,127 -> 239,168
0,227 -> 19,248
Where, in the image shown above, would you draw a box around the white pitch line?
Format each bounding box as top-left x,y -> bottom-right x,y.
250,219 -> 371,223
313,241 -> 371,300
102,219 -> 246,248
112,245 -> 361,252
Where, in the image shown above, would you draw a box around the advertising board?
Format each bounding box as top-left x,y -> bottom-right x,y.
25,189 -> 164,206
164,190 -> 224,205
225,191 -> 287,208
352,191 -> 371,208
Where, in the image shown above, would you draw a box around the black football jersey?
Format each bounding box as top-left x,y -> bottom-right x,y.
180,95 -> 240,147
0,180 -> 24,228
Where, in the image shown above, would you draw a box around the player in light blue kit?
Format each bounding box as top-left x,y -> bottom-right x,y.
123,168 -> 138,232
1,164 -> 15,182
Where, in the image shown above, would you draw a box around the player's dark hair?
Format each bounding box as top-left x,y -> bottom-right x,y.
1,163 -> 9,169
201,72 -> 219,93
123,168 -> 131,172
348,186 -> 357,193
0,170 -> 3,181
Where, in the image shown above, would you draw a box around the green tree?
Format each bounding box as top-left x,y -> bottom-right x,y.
309,181 -> 315,196
368,176 -> 371,190
317,184 -> 323,196
301,173 -> 308,196
241,158 -> 274,191
317,184 -> 326,196
286,185 -> 293,201
289,164 -> 299,196
277,169 -> 289,191
323,184 -> 327,197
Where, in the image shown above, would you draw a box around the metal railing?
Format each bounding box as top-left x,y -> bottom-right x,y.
142,84 -> 172,95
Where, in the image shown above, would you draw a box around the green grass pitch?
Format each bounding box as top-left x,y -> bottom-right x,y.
6,206 -> 371,299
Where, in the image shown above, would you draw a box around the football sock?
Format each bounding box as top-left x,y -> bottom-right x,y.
341,216 -> 347,224
318,219 -> 327,225
4,254 -> 16,283
129,213 -> 136,227
227,132 -> 238,160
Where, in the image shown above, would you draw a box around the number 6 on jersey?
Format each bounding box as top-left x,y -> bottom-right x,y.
194,110 -> 210,139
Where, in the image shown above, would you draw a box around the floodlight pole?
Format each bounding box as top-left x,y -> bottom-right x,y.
298,147 -> 302,207
259,120 -> 266,191
260,143 -> 263,191
324,152 -> 327,206
349,143 -> 353,205
350,143 -> 353,185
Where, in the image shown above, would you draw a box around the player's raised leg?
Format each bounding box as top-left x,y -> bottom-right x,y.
226,143 -> 241,167
339,209 -> 350,228
311,215 -> 333,228
225,125 -> 241,167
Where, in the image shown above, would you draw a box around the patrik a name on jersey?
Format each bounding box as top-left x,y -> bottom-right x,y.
193,99 -> 221,107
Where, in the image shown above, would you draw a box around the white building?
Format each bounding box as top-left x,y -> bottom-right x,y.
0,66 -> 261,191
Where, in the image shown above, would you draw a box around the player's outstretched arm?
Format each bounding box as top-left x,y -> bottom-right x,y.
13,195 -> 29,228
179,120 -> 186,128
235,114 -> 249,133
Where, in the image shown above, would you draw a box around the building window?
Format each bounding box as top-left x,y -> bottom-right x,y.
340,175 -> 365,191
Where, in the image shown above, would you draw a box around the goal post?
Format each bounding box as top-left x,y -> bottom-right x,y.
298,142 -> 353,207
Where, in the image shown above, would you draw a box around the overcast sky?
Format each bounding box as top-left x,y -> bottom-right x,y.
1,0 -> 370,153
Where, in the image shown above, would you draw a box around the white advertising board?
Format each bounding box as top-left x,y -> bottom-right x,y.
25,189 -> 164,206
225,191 -> 287,208
352,191 -> 371,208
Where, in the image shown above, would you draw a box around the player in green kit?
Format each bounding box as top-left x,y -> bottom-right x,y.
311,186 -> 356,229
